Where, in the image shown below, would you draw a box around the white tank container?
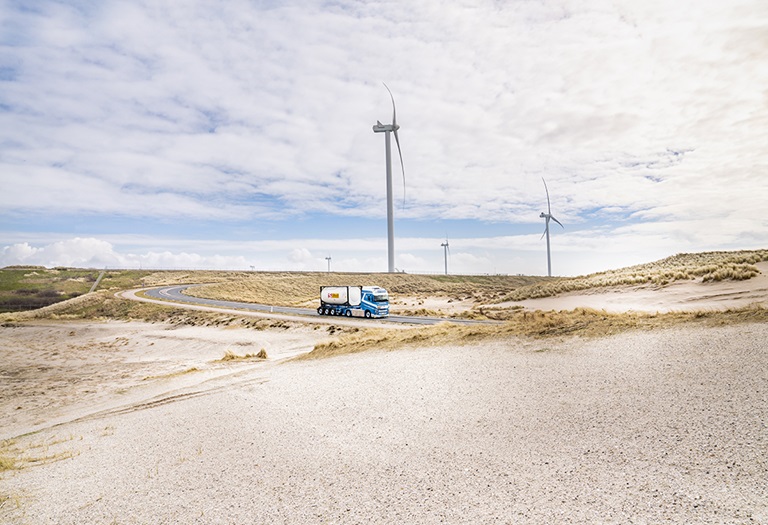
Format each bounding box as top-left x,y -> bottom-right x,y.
321,286 -> 362,306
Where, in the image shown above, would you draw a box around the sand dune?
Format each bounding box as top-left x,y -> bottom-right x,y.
509,261 -> 768,313
3,264 -> 768,523
2,320 -> 767,523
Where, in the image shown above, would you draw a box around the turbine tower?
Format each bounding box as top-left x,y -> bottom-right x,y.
441,239 -> 450,275
539,178 -> 564,277
372,83 -> 405,273
325,255 -> 332,272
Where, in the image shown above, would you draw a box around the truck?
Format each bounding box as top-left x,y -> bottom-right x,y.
317,286 -> 389,318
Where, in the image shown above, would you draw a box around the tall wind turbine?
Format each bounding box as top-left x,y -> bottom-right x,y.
441,239 -> 450,275
539,178 -> 564,277
372,83 -> 405,273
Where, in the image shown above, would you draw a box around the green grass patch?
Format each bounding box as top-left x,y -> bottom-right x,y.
0,267 -> 159,313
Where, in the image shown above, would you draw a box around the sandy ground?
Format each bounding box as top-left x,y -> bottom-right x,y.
2,318 -> 767,524
0,321 -> 329,441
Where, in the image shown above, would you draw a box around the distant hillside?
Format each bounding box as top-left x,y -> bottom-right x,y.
184,272 -> 544,307
3,249 -> 766,313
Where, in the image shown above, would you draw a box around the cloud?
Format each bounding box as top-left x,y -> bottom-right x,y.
1,0 -> 765,274
1,238 -> 120,268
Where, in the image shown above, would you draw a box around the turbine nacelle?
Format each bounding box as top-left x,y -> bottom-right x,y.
372,122 -> 399,133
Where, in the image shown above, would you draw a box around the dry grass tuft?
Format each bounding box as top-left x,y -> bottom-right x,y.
218,348 -> 268,362
299,304 -> 768,360
0,448 -> 16,472
0,435 -> 79,473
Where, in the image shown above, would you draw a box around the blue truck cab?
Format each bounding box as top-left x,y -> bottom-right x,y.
360,286 -> 389,318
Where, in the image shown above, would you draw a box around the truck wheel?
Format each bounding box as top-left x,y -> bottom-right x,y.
345,310 -> 352,317
323,307 -> 330,316
364,310 -> 372,319
317,307 -> 324,315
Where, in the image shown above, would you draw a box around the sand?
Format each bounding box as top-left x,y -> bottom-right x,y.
0,320 -> 329,441
2,319 -> 767,524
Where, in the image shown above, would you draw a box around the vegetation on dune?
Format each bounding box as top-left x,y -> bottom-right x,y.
186,272 -> 543,307
2,252 -> 767,363
1,249 -> 766,331
301,304 -> 768,359
503,249 -> 768,302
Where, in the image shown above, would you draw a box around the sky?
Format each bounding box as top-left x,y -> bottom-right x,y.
1,0 -> 766,277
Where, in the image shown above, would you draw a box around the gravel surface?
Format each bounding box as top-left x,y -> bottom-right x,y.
2,323 -> 767,524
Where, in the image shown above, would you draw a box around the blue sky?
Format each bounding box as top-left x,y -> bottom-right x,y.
1,0 -> 766,276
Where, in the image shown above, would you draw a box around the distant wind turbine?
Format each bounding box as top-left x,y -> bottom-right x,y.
372,83 -> 406,273
441,239 -> 450,275
539,178 -> 564,277
325,255 -> 332,272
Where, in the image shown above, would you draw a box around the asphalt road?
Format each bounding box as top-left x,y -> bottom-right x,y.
142,285 -> 498,326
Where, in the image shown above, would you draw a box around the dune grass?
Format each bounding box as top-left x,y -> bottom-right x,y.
300,304 -> 768,360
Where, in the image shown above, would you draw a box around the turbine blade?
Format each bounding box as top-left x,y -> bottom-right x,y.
383,82 -> 397,126
540,223 -> 548,240
552,216 -> 564,228
383,83 -> 405,207
393,126 -> 406,208
542,177 -> 551,214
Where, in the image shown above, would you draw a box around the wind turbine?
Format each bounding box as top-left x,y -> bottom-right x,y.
441,239 -> 450,275
539,178 -> 564,277
372,82 -> 405,273
325,256 -> 332,272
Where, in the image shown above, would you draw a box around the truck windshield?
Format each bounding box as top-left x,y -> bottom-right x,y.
373,293 -> 388,302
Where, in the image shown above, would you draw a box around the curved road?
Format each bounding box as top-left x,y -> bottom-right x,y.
135,285 -> 499,327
